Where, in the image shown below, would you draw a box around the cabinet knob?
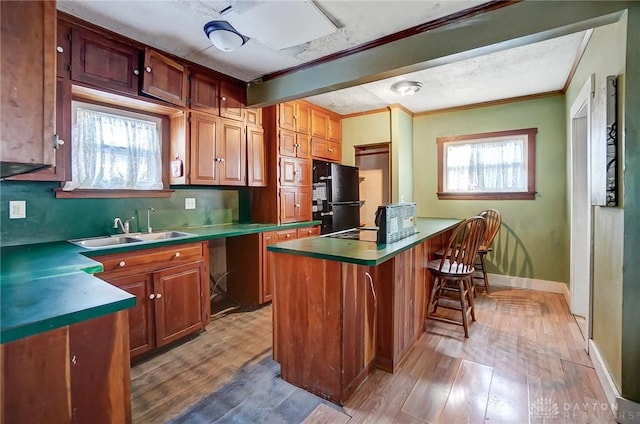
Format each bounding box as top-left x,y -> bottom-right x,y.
328,148 -> 334,152
286,234 -> 291,238
295,204 -> 301,208
149,293 -> 156,299
156,293 -> 162,299
308,230 -> 312,234
219,157 -> 225,162
145,66 -> 152,73
57,139 -> 65,146
174,252 -> 181,258
56,46 -> 64,53
119,261 -> 126,267
133,69 -> 140,75
221,96 -> 227,102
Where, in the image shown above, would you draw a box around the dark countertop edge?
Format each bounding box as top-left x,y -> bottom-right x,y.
0,296 -> 136,344
267,218 -> 460,266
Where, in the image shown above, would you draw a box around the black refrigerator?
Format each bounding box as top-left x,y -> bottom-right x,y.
312,160 -> 360,234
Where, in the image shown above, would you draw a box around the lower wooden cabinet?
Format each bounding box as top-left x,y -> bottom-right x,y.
226,227 -> 318,306
280,187 -> 312,223
94,242 -> 210,360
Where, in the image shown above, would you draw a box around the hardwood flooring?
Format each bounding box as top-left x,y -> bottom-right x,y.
131,287 -> 614,423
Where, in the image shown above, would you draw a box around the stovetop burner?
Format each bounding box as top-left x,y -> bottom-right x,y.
324,227 -> 378,242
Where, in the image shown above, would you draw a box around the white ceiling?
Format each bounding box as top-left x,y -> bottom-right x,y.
57,1 -> 588,115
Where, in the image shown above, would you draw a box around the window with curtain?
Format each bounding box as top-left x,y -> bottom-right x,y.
63,102 -> 163,191
436,128 -> 537,200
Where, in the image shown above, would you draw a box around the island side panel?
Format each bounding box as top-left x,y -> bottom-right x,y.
341,263 -> 376,400
272,253 -> 343,402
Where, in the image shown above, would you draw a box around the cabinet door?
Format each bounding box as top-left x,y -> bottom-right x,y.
71,27 -> 141,95
142,48 -> 188,106
1,0 -> 56,169
311,108 -> 329,139
280,188 -> 298,223
190,112 -> 219,185
328,115 -> 341,142
295,102 -> 311,135
280,157 -> 298,186
296,158 -> 312,186
247,126 -> 266,187
296,187 -> 312,222
279,128 -> 297,158
218,118 -> 246,186
296,133 -> 311,158
246,108 -> 262,126
275,228 -> 298,242
220,80 -> 245,121
190,72 -> 219,115
278,102 -> 296,131
154,261 -> 206,347
312,138 -> 341,162
104,272 -> 155,359
297,226 -> 320,238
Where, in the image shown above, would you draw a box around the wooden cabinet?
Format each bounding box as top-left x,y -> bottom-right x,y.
71,26 -> 141,95
189,71 -> 219,115
142,47 -> 188,106
328,114 -> 341,142
271,254 -> 376,404
1,0 -> 57,173
280,187 -> 311,223
189,112 -> 246,186
297,225 -> 320,238
95,242 -> 210,360
279,101 -> 311,134
1,311 -> 132,423
279,129 -> 310,159
311,138 -> 342,162
220,79 -> 245,121
247,125 -> 266,187
295,102 -> 311,135
311,108 -> 330,139
280,157 -> 310,187
246,108 -> 262,127
278,102 -> 296,131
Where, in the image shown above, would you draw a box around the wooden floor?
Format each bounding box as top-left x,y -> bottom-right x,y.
131,287 -> 614,423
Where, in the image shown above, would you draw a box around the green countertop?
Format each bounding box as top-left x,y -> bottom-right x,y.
267,218 -> 461,266
0,221 -> 320,344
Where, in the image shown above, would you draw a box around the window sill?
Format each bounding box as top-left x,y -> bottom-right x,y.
437,192 -> 536,200
54,188 -> 174,199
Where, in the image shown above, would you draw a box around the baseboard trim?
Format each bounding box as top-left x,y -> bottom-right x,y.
589,339 -> 640,423
488,273 -> 570,304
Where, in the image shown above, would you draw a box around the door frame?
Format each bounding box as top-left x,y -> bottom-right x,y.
568,74 -> 594,350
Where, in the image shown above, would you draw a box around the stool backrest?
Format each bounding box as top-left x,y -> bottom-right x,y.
478,209 -> 502,248
438,216 -> 487,274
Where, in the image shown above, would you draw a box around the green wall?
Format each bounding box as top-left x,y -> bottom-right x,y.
413,96 -> 568,284
341,110 -> 391,166
565,17 -> 627,392
391,108 -> 414,203
0,181 -> 247,247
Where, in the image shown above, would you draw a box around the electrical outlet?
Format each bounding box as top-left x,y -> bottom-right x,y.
185,198 -> 196,210
9,200 -> 26,219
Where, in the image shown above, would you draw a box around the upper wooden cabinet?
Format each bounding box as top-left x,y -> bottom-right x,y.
311,108 -> 330,139
1,0 -> 57,173
246,108 -> 262,127
279,101 -> 311,134
189,71 -> 219,115
279,129 -> 310,159
220,80 -> 245,121
247,126 -> 266,187
189,112 -> 245,186
328,114 -> 341,142
71,26 -> 141,95
142,47 -> 188,106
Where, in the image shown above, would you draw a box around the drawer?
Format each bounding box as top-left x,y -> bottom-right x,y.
297,226 -> 320,238
275,228 -> 298,242
95,242 -> 204,274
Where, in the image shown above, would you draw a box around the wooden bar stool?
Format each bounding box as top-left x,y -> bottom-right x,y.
473,209 -> 502,294
427,216 -> 486,338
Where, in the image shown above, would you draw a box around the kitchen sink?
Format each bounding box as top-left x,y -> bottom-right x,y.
69,231 -> 195,249
133,231 -> 194,241
70,236 -> 144,248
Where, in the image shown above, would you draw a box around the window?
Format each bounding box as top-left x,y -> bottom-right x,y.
58,101 -> 172,198
437,128 -> 537,200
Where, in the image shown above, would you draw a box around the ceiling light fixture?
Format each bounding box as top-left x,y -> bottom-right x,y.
204,20 -> 249,52
391,81 -> 422,96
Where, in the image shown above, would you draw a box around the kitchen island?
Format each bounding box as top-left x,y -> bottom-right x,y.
267,217 -> 460,404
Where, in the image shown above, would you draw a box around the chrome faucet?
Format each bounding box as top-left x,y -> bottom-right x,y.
147,207 -> 155,233
113,217 -> 134,234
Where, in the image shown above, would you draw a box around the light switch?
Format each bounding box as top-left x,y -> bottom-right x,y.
185,198 -> 196,210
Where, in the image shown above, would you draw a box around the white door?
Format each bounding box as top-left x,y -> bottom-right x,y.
569,75 -> 594,346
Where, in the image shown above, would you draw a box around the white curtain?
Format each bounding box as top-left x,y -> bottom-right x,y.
446,139 -> 526,192
64,108 -> 163,190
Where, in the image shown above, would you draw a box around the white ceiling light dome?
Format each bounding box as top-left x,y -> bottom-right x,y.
391,81 -> 422,96
204,20 -> 249,52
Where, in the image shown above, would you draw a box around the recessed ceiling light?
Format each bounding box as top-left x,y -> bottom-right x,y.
391,81 -> 422,96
